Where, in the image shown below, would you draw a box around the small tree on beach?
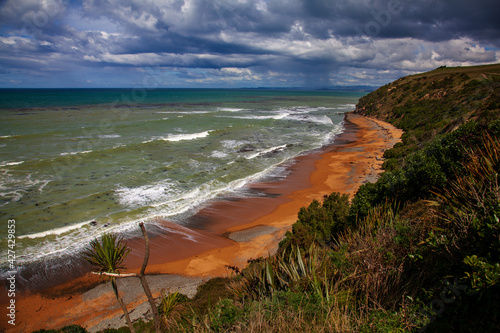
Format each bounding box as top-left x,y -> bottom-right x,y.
82,233 -> 136,333
82,222 -> 162,333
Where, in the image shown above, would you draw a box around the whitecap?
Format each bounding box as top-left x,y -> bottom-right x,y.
0,161 -> 25,167
38,179 -> 50,192
336,103 -> 356,110
217,107 -> 245,112
285,114 -> 333,125
115,181 -> 178,208
246,144 -> 287,159
223,113 -> 290,120
144,130 -> 211,143
221,140 -> 247,149
211,150 -> 228,158
18,220 -> 94,239
59,150 -> 93,156
155,111 -> 212,114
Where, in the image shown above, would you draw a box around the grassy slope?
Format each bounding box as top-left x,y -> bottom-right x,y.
355,63 -> 500,161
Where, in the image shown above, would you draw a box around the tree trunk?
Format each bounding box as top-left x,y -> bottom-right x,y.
139,222 -> 162,333
112,279 -> 136,333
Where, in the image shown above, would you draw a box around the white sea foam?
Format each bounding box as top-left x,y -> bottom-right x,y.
221,140 -> 246,149
246,144 -> 287,159
143,162 -> 292,219
336,103 -> 356,110
284,113 -> 334,125
155,111 -> 212,114
115,162 -> 295,223
38,179 -> 50,192
221,108 -> 334,124
223,113 -> 290,120
0,172 -> 51,205
18,221 -> 93,239
115,180 -> 178,208
10,218 -> 155,264
323,123 -> 344,145
166,131 -> 211,141
0,161 -> 25,167
217,107 -> 245,112
98,134 -> 121,138
143,130 -> 211,143
60,150 -> 93,156
211,150 -> 228,158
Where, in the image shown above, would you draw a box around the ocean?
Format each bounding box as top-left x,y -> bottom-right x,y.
0,88 -> 364,282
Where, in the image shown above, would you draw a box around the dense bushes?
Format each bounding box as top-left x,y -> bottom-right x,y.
267,119 -> 500,332
280,192 -> 350,249
405,134 -> 500,332
32,325 -> 88,333
350,121 -> 500,222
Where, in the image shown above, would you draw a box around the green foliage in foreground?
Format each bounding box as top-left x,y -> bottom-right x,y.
350,120 -> 500,221
280,192 -> 350,249
32,325 -> 88,333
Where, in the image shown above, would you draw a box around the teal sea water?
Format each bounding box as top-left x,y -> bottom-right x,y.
0,89 -> 364,275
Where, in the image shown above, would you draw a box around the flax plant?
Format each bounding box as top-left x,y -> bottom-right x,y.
82,233 -> 135,333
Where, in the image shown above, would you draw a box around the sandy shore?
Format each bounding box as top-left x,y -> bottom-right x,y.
0,113 -> 402,332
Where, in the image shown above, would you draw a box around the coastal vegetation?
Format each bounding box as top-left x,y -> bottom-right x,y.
81,223 -> 162,333
34,63 -> 500,332
82,233 -> 136,333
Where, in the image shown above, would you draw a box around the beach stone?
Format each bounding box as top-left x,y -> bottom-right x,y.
228,225 -> 279,243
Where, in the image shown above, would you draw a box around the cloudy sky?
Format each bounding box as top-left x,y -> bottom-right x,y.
1,0 -> 499,88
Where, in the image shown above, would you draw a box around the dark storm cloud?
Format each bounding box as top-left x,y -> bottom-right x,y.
296,0 -> 500,43
0,0 -> 499,87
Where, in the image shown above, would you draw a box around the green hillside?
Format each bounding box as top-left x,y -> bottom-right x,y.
39,64 -> 500,332
356,64 -> 500,163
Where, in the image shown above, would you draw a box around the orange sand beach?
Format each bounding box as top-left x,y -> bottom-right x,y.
0,113 -> 402,332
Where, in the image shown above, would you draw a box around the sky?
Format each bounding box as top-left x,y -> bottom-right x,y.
0,0 -> 499,88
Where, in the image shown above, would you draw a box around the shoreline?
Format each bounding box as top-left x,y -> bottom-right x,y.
0,113 -> 403,332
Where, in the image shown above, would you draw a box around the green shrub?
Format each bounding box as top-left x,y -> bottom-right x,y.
208,298 -> 243,332
359,309 -> 410,333
32,326 -> 88,333
281,192 -> 350,249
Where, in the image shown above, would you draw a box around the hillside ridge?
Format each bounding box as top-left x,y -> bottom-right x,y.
355,63 -> 500,160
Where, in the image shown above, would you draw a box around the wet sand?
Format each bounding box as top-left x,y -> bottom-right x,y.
0,113 -> 402,332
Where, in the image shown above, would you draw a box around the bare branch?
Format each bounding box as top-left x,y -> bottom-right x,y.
139,222 -> 150,276
91,271 -> 137,278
